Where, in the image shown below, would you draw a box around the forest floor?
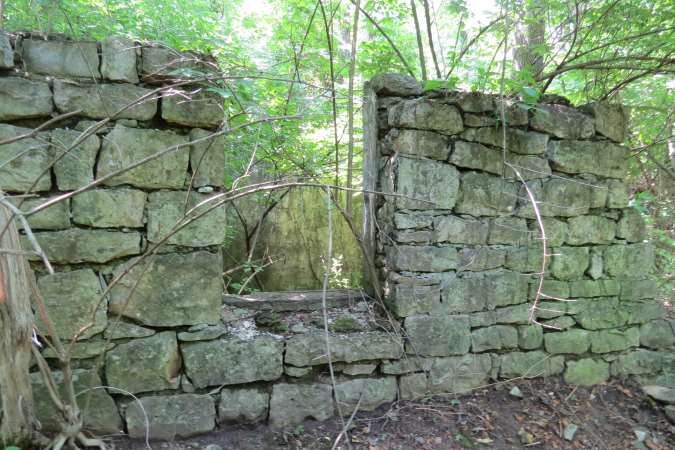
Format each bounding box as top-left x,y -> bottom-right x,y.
113,376 -> 674,450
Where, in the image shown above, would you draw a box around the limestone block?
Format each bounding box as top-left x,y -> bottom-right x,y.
548,140 -> 627,179
370,73 -> 422,96
105,332 -> 181,394
399,373 -> 429,400
189,128 -> 226,187
109,251 -> 223,327
141,46 -> 206,78
50,128 -> 100,190
101,36 -> 139,83
620,279 -> 657,300
54,81 -> 158,120
394,212 -> 433,229
564,359 -> 609,386
449,141 -> 502,174
28,229 -> 141,263
146,190 -> 227,246
97,125 -> 189,188
448,92 -> 495,113
335,377 -> 397,412
518,325 -> 544,350
36,269 -> 106,340
504,246 -> 547,273
125,394 -> 215,439
442,271 -> 528,312
499,351 -> 565,378
404,314 -> 470,356
531,104 -> 594,139
42,340 -> 113,360
587,247 -> 604,280
604,243 -> 654,278
611,349 -> 665,376
343,363 -> 377,376
567,215 -> 616,245
11,196 -> 70,230
504,154 -> 551,181
0,32 -> 12,68
285,332 -> 402,366
640,320 -> 675,349
462,126 -> 548,155
494,303 -> 530,324
606,179 -> 629,208
454,171 -> 518,216
394,229 -> 433,243
269,383 -> 333,429
544,329 -> 590,354
388,98 -> 463,134
471,325 -> 518,352
495,99 -> 530,126
568,297 -> 629,330
381,357 -> 433,375
616,208 -> 646,242
104,321 -> 155,340
464,113 -> 495,127
488,217 -> 529,245
516,178 -> 592,218
590,328 -> 639,353
31,370 -> 122,434
429,354 -> 492,393
550,246 -> 589,280
433,215 -> 488,244
0,77 -> 52,120
528,279 -> 570,301
568,279 -> 620,298
385,128 -> 449,160
581,102 -> 629,142
218,387 -> 269,423
457,246 -> 506,271
528,218 -> 568,247
22,39 -> 100,78
388,245 -> 458,272
624,299 -> 666,325
182,337 -> 283,388
386,283 -> 440,317
72,188 -> 146,228
0,124 -> 51,192
162,90 -> 225,128
395,157 -> 459,209
177,324 -> 228,342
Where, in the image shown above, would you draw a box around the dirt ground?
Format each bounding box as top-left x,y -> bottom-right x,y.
112,376 -> 674,450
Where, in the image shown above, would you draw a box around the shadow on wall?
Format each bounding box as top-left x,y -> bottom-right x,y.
224,187 -> 364,292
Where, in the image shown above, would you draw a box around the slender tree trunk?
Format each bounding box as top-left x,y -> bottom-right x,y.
514,0 -> 546,79
0,198 -> 35,446
421,0 -> 441,78
346,0 -> 360,216
0,0 -> 5,30
410,0 -> 427,81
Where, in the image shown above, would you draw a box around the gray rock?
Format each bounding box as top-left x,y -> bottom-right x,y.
41,340 -> 113,360
563,423 -> 579,441
380,357 -> 433,374
104,321 -> 156,339
500,351 -> 565,378
162,90 -> 225,128
285,366 -> 313,377
448,92 -> 495,113
587,247 -> 604,280
97,125 -> 189,189
395,157 -> 459,209
640,320 -> 675,349
488,217 -> 530,245
442,271 -> 528,312
140,46 -> 206,78
105,332 -> 181,394
29,229 -> 141,263
642,385 -> 675,405
101,36 -> 139,83
385,128 -> 449,160
450,141 -> 502,175
458,246 -> 506,271
54,81 -> 157,120
109,251 -> 223,327
517,178 -> 592,218
11,196 -> 70,230
544,329 -> 590,354
399,373 -> 429,400
581,102 -> 629,142
564,359 -> 609,386
394,212 -> 433,229
335,377 -> 397,412
269,383 -> 333,429
285,332 -> 402,366
606,179 -> 630,208
146,190 -> 228,247
518,325 -> 543,350
616,208 -> 646,242
569,280 -> 620,298
433,215 -> 488,244
504,154 -> 552,181
389,98 -> 463,134
504,246 -> 546,273
388,245 -> 458,272
404,314 -> 470,356
218,387 -> 269,422
528,279 -> 570,301
72,188 -> 147,228
604,243 -> 654,278
494,303 -> 531,324
590,328 -> 639,353
548,140 -> 627,179
386,283 -> 440,317
471,325 -> 518,352
429,353 -> 492,393
0,32 -> 12,68
620,279 -> 658,300
50,128 -> 100,190
22,39 -> 100,78
370,73 -> 422,96
510,386 -> 524,398
455,171 -> 518,216
569,297 -> 629,330
611,350 -> 665,376
189,128 -> 226,187
125,394 -> 215,439
528,218 -> 568,247
178,324 -> 229,342
665,405 -> 675,423
0,77 -> 52,120
550,246 -> 589,280
342,363 -> 377,376
531,104 -> 594,139
462,127 -> 548,155
0,124 -> 52,192
182,336 -> 283,388
567,215 -> 616,245
36,269 -> 106,340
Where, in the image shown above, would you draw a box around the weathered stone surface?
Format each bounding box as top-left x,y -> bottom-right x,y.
43,340 -> 113,362
162,91 -> 225,128
141,46 -> 202,77
269,383 -> 333,428
101,36 -> 139,83
642,386 -> 675,405
517,178 -> 592,218
433,215 -> 488,244
569,280 -> 620,298
550,247 -> 589,280
388,245 -> 457,272
50,128 -> 100,190
11,196 -> 70,230
471,325 -> 518,352
22,39 -> 100,78
500,351 -> 565,378
389,99 -> 463,134
504,154 -> 552,180
189,128 -> 226,187
31,370 -> 122,434
54,81 -> 157,120
616,208 -> 646,242
462,126 -> 548,155
385,128 -> 449,160
611,350 -> 665,376
531,104 -> 594,139
544,329 -> 590,354
567,216 -> 616,245
97,125 -> 189,189
454,171 -> 518,216
106,332 -> 181,394
104,321 -> 155,339
381,357 -> 432,375
458,246 -> 506,271
447,92 -> 495,112
399,373 -> 429,400
146,190 -> 228,246
72,188 -> 146,228
518,325 -> 544,350
564,359 -> 609,386
178,324 -> 229,342
494,303 -> 531,324
126,394 -> 215,439
29,229 -> 141,263
404,314 -> 470,356
569,297 -> 629,330
488,217 -> 529,245
394,212 -> 433,229
442,271 -> 528,312
218,387 -> 269,423
109,251 -> 223,327
335,377 -> 397,412
606,180 -> 629,208
463,113 -> 495,127
542,316 -> 576,330
604,243 -> 654,278
548,140 -> 627,179
0,32 -> 12,68
529,279 -> 570,301
505,246 -> 546,272
581,102 -> 629,142
386,284 -> 440,317
182,336 -> 283,388
0,124 -> 51,192
395,157 -> 459,209
0,77 -> 52,120
394,229 -> 432,243
590,328 -> 639,353
450,141 -> 502,174
528,218 -> 568,247
370,73 -> 422,96
429,354 -> 492,393
285,332 -> 402,366
285,366 -> 313,377
640,320 -> 675,349
343,363 -> 377,376
620,279 -> 658,300
587,247 -> 604,280
36,269 -> 106,340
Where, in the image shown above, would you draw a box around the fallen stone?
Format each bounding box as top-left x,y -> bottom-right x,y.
50,128 -> 100,190
388,98 -> 463,134
54,80 -> 158,120
0,124 -> 52,192
334,377 -> 397,412
641,385 -> 675,404
101,36 -> 139,83
370,73 -> 422,96
22,39 -> 100,78
0,77 -> 52,120
509,386 -> 523,398
269,383 -> 333,428
563,423 -> 579,441
218,387 -> 269,422
72,188 -> 146,228
125,394 -> 216,439
395,157 -> 459,209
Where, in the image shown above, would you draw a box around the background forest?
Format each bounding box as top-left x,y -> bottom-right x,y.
2,0 -> 672,294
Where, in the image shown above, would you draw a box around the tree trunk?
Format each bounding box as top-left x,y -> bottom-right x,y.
0,197 -> 35,446
514,0 -> 546,79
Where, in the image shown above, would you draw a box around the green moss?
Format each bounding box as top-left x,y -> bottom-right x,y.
328,315 -> 362,333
